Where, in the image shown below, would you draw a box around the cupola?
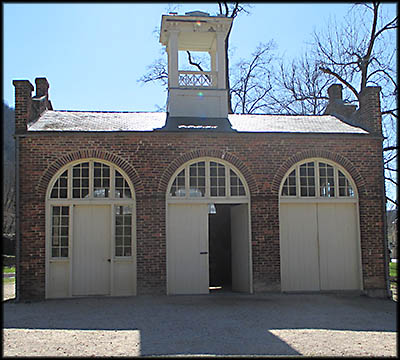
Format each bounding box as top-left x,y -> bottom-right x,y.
159,11 -> 233,131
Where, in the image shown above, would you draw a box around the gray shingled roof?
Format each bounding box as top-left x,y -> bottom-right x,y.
27,110 -> 368,134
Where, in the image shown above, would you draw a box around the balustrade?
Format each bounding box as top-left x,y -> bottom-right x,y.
178,71 -> 216,88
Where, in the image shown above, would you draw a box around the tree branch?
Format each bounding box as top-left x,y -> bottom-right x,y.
383,146 -> 399,152
386,177 -> 399,186
319,66 -> 360,99
186,51 -> 204,72
386,196 -> 398,206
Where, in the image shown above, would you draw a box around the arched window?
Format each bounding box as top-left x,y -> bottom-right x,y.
167,158 -> 248,199
47,160 -> 134,259
49,161 -> 132,200
280,159 -> 356,199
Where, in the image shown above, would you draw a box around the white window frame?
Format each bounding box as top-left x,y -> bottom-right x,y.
166,157 -> 250,203
279,158 -> 358,203
46,159 -> 136,262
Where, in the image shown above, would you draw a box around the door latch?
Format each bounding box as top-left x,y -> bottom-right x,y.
200,252 -> 208,255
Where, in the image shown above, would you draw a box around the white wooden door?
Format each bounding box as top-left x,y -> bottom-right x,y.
318,203 -> 360,290
231,204 -> 251,292
280,203 -> 320,291
167,204 -> 209,294
72,205 -> 111,296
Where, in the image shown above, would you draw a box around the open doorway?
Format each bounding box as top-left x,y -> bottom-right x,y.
208,203 -> 251,293
209,204 -> 232,292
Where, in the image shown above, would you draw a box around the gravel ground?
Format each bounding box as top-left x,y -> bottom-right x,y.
3,282 -> 15,301
3,283 -> 397,357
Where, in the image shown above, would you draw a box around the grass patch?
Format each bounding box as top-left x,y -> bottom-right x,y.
3,266 -> 15,274
389,262 -> 397,278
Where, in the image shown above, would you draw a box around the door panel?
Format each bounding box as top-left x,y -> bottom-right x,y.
318,203 -> 360,290
280,203 -> 320,291
167,204 -> 209,294
230,204 -> 251,292
72,205 -> 111,296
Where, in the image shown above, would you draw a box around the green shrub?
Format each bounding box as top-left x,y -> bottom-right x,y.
389,262 -> 397,278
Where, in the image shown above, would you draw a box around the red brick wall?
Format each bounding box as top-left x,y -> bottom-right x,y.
16,131 -> 386,299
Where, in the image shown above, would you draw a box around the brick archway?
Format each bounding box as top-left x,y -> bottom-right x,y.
271,149 -> 366,196
37,149 -> 143,197
158,149 -> 259,195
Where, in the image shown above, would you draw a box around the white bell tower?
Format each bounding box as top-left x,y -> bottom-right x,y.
159,11 -> 233,130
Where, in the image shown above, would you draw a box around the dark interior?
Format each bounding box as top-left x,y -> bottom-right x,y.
208,204 -> 232,291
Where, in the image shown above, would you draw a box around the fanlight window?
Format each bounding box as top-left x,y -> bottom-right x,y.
281,160 -> 355,198
169,160 -> 247,198
49,161 -> 132,200
48,160 -> 134,259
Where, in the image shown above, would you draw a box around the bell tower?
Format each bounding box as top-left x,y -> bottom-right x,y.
159,11 -> 233,131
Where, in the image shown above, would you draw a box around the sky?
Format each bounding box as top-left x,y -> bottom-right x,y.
3,2 -> 397,207
4,2 -> 396,112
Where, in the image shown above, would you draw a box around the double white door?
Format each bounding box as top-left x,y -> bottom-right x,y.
280,202 -> 361,291
167,203 -> 251,294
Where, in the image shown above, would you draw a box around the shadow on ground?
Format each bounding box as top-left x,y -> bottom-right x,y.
3,292 -> 396,356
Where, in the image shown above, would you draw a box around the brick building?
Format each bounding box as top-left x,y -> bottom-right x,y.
13,11 -> 389,300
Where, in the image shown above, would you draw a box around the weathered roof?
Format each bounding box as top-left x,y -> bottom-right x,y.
229,114 -> 368,134
27,110 -> 368,134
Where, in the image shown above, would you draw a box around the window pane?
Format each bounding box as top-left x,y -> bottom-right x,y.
338,170 -> 355,197
189,162 -> 205,197
93,162 -> 110,198
170,169 -> 186,197
299,162 -> 315,197
319,163 -> 335,197
209,162 -> 225,197
50,170 -> 68,199
124,215 -> 132,225
115,206 -> 132,257
52,206 -> 69,258
115,170 -> 132,199
281,169 -> 296,197
230,169 -> 246,197
72,162 -> 90,198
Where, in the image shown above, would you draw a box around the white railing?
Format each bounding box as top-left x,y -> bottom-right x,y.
178,71 -> 216,88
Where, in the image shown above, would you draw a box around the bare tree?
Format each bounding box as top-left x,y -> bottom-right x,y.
230,41 -> 276,114
217,2 -> 251,113
273,2 -> 397,207
139,53 -> 169,87
316,2 -> 398,208
270,53 -> 333,115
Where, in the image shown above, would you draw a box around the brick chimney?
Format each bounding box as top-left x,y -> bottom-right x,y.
13,80 -> 34,134
32,77 -> 53,118
354,86 -> 382,136
35,77 -> 49,98
324,84 -> 357,119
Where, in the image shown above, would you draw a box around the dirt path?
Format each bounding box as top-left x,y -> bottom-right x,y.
3,292 -> 397,357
